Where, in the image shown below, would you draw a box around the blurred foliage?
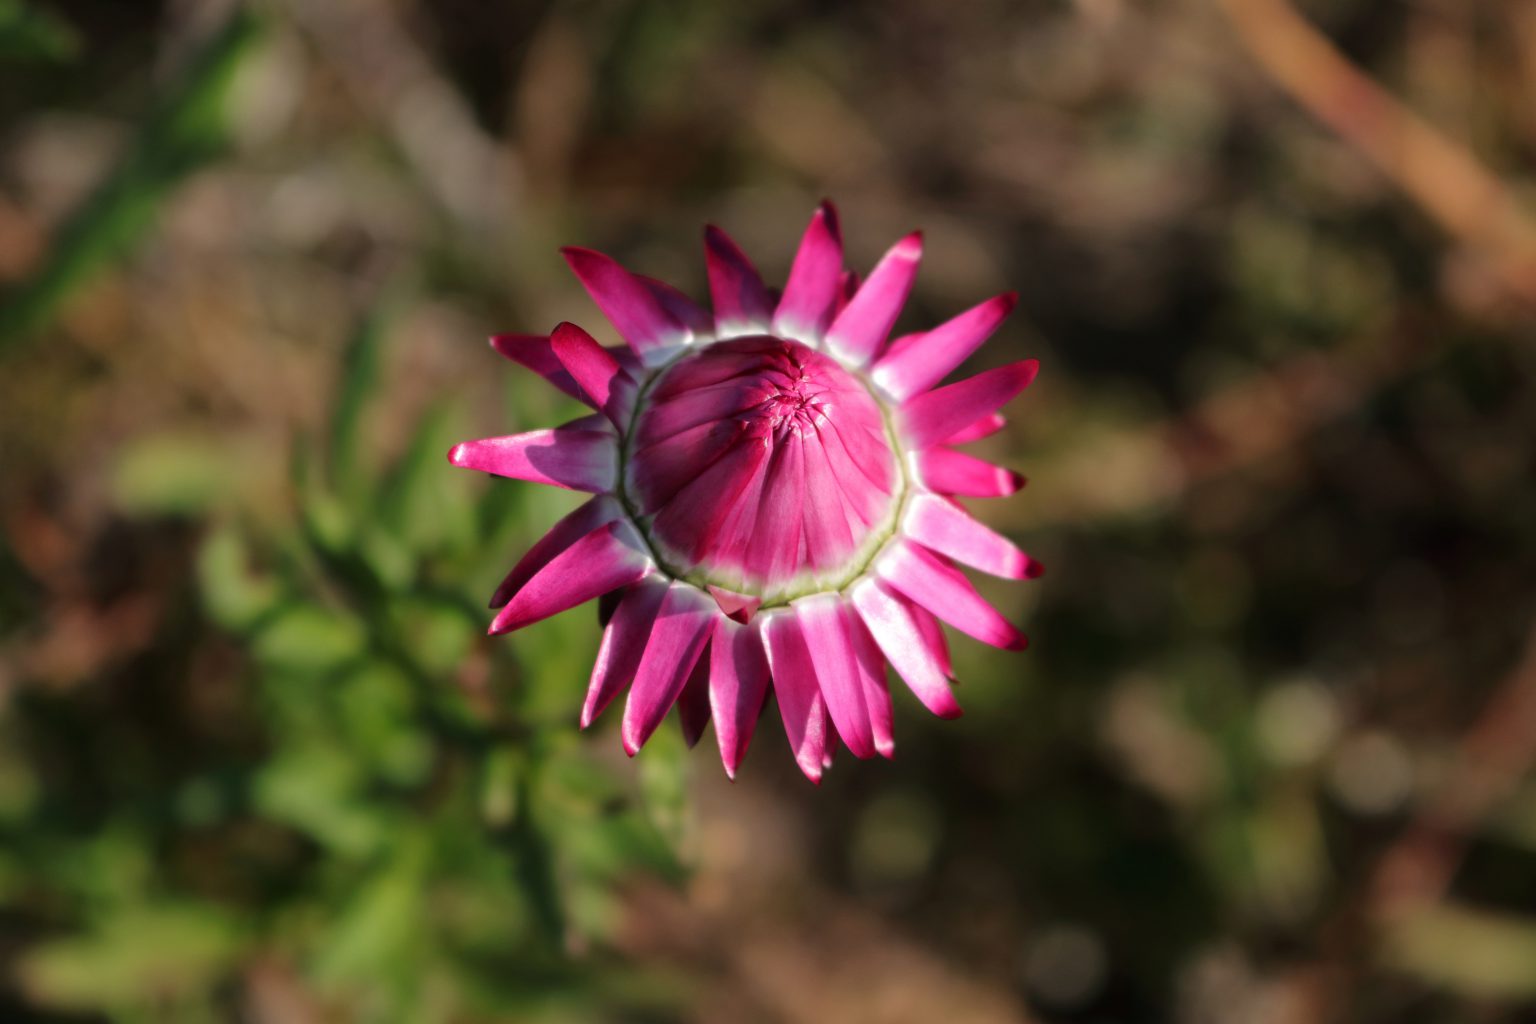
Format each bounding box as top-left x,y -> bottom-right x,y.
3,0 -> 1536,1022
0,9 -> 259,346
0,302 -> 683,1020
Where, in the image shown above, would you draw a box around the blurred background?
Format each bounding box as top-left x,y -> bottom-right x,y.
3,0 -> 1536,1020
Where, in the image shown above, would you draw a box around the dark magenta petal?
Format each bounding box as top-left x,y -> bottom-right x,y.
489,522 -> 653,635
794,593 -> 876,758
583,577 -> 668,727
761,610 -> 830,784
550,321 -> 636,428
706,225 -> 774,336
773,201 -> 843,342
489,496 -> 623,608
562,246 -> 691,363
710,616 -> 772,777
622,584 -> 716,754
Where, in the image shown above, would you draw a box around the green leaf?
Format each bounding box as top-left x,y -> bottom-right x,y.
329,302 -> 396,503
312,833 -> 429,986
196,524 -> 280,630
253,602 -> 365,674
0,10 -> 264,346
16,903 -> 243,1013
111,432 -> 250,517
253,743 -> 383,857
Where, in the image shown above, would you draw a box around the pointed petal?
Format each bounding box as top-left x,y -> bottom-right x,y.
911,448 -> 1026,498
622,584 -> 715,754
850,578 -> 962,719
773,201 -> 843,342
793,593 -> 876,759
640,275 -> 714,337
550,321 -> 636,428
826,232 -> 922,366
848,608 -> 895,757
648,439 -> 772,562
489,521 -> 653,635
705,225 -> 774,337
710,616 -> 771,777
875,538 -> 1027,651
489,334 -> 584,403
907,593 -> 953,678
831,269 -> 860,318
903,494 -> 1041,579
760,609 -> 830,783
900,360 -> 1039,449
448,425 -> 618,492
744,433 -> 806,584
871,292 -> 1018,400
678,650 -> 713,749
707,584 -> 761,624
562,246 -> 690,364
490,496 -> 623,608
582,577 -> 668,727
946,411 -> 1007,444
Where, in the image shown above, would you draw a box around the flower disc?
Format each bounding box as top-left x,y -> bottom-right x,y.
624,335 -> 901,603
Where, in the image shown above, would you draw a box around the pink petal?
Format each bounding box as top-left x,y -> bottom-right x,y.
489,334 -> 584,404
760,610 -> 830,784
912,448 -> 1026,498
582,577 -> 668,727
489,521 -> 653,635
640,275 -> 714,336
793,593 -> 876,759
849,578 -> 962,719
630,419 -> 753,512
773,201 -> 843,342
707,584 -> 762,624
677,650 -> 713,749
825,231 -> 922,366
900,360 -> 1039,450
648,440 -> 772,563
710,616 -> 772,778
550,322 -> 636,428
744,432 -> 806,584
874,538 -> 1028,651
562,246 -> 691,364
871,292 -> 1018,400
621,584 -> 715,754
848,608 -> 895,757
489,495 -> 623,608
907,593 -> 953,679
448,424 -> 618,493
903,493 -> 1041,579
946,412 -> 1007,444
832,269 -> 860,318
705,225 -> 774,336
799,437 -> 857,572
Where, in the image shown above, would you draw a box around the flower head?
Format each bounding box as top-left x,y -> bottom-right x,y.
450,202 -> 1040,782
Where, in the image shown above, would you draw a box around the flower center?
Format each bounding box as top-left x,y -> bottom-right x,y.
622,335 -> 902,604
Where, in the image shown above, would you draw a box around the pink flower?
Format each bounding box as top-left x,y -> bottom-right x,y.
450,202 -> 1040,782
